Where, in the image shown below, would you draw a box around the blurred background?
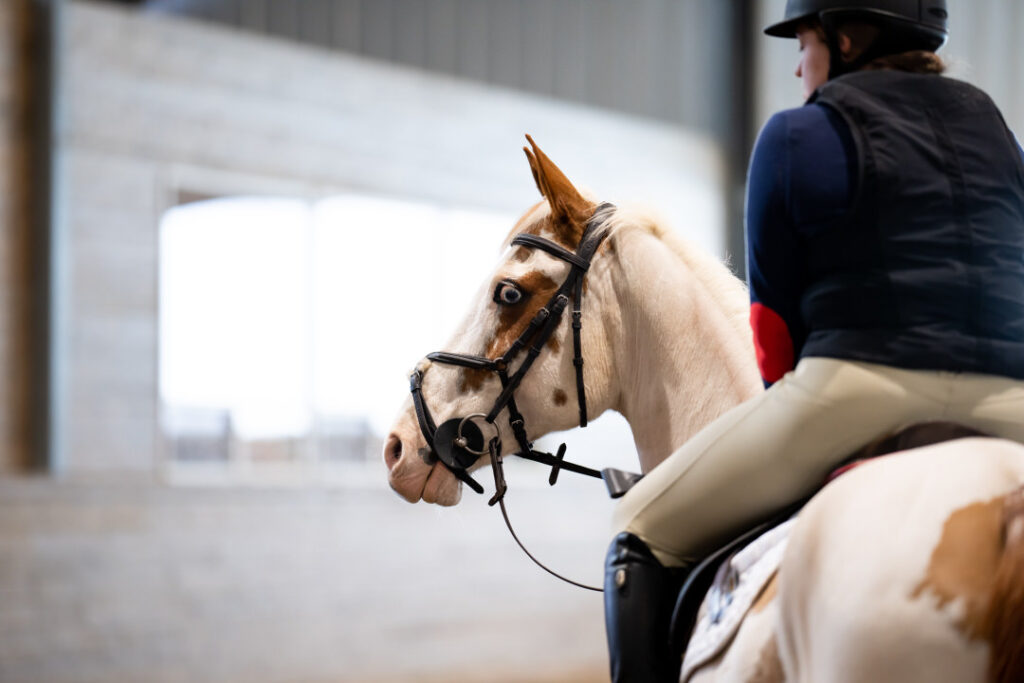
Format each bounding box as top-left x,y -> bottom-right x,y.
0,1 -> 1020,681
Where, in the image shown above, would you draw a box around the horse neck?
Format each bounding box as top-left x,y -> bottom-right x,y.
606,226 -> 763,472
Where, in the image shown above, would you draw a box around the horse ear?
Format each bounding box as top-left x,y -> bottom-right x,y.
523,146 -> 545,196
524,135 -> 590,235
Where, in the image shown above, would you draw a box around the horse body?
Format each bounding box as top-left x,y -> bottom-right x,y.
687,439 -> 1024,683
385,138 -> 1024,681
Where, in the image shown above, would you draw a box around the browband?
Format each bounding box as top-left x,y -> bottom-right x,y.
510,234 -> 592,270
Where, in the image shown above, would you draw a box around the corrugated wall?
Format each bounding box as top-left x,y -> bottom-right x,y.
140,0 -> 740,142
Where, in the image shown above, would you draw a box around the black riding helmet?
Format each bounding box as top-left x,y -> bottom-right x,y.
765,0 -> 949,78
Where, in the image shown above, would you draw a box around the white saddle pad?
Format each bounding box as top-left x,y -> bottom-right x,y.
680,519 -> 795,682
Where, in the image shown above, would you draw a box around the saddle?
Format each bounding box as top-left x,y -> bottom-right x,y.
667,420 -> 990,676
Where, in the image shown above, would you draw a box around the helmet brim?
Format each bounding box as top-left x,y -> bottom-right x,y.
763,15 -> 812,38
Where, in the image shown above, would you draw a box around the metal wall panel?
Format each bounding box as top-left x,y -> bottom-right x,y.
138,0 -> 739,142
424,0 -> 458,74
331,0 -> 361,53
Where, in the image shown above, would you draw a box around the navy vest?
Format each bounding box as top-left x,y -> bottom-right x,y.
802,70 -> 1024,379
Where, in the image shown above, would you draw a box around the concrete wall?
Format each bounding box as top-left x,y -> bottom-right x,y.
0,475 -> 613,683
0,0 -> 33,473
58,0 -> 722,476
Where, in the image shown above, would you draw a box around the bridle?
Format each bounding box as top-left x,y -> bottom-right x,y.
408,202 -> 641,592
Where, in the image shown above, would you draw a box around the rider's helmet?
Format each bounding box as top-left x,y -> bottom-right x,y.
764,0 -> 949,77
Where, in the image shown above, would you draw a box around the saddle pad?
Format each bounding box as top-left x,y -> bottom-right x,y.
680,519 -> 795,682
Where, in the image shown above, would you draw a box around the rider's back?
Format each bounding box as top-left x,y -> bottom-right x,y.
747,71 -> 1024,384
807,70 -> 1024,379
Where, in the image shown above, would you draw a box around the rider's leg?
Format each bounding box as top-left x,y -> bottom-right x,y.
603,357 -> 945,681
602,358 -> 1024,680
612,357 -> 950,567
603,532 -> 689,683
946,370 -> 1024,442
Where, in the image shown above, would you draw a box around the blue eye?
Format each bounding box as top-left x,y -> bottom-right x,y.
494,281 -> 525,305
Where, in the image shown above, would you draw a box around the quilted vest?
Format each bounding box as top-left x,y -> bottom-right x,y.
801,70 -> 1024,379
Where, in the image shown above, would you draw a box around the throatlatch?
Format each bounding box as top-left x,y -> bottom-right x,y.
408,202 -> 644,591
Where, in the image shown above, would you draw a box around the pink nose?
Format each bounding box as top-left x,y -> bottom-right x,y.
383,433 -> 405,472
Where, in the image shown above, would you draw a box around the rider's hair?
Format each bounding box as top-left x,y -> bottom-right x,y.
864,50 -> 946,75
798,19 -> 947,75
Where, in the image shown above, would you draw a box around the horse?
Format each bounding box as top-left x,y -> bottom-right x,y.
384,136 -> 1024,682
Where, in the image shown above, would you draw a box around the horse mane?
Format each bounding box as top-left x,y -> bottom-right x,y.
601,201 -> 752,345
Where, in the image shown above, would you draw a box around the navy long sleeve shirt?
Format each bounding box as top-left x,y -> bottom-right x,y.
745,103 -> 1024,386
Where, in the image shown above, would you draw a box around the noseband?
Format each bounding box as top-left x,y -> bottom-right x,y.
408,203 -> 641,592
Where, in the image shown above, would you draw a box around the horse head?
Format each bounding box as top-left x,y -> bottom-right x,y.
384,136 -> 620,506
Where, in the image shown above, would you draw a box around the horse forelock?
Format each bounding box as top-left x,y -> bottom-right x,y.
502,198 -> 589,250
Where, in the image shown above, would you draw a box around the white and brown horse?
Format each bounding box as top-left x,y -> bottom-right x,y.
384,137 -> 1024,682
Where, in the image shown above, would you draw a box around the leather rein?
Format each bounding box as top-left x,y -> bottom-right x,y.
408,202 -> 635,592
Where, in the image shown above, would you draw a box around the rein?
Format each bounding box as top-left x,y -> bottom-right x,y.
409,202 -> 641,592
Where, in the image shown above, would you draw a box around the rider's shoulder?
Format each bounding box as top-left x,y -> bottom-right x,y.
755,105 -> 849,157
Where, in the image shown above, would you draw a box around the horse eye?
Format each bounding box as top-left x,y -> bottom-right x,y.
493,281 -> 524,306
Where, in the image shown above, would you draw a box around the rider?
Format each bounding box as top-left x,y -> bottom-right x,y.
604,1 -> 1024,680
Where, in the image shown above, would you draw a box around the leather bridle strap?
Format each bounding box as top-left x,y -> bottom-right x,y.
409,369 -> 437,448
407,202 -> 617,592
509,233 -> 591,270
486,438 -> 602,592
420,202 -> 614,451
409,368 -> 485,494
482,291 -> 570,424
507,205 -> 613,429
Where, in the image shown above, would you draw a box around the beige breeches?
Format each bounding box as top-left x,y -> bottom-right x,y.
612,357 -> 1024,567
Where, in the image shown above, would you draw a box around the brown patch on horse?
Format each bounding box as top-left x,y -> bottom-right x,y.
982,487 -> 1024,683
912,497 -> 1005,638
457,367 -> 490,393
751,571 -> 778,615
552,389 -> 568,406
458,269 -> 559,393
913,487 -> 1024,682
511,246 -> 531,263
747,634 -> 784,683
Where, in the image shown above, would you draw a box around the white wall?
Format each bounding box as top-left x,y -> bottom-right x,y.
60,0 -> 726,474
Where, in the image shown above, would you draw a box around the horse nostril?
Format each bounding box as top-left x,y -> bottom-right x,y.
384,434 -> 404,471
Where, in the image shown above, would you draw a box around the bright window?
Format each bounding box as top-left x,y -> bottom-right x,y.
159,194 -> 515,479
